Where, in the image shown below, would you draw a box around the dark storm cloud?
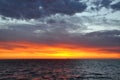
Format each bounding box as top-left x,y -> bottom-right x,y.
0,0 -> 86,19
0,0 -> 41,19
44,0 -> 87,15
111,1 -> 120,10
101,0 -> 112,8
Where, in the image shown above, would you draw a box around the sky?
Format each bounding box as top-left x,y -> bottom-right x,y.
0,0 -> 120,59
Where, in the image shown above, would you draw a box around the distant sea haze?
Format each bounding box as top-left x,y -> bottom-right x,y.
0,59 -> 120,80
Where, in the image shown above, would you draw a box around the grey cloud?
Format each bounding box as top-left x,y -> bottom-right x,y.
101,0 -> 112,8
0,26 -> 120,48
81,30 -> 120,47
0,29 -> 34,42
0,12 -> 120,50
99,48 -> 120,53
0,42 -> 27,50
111,1 -> 120,10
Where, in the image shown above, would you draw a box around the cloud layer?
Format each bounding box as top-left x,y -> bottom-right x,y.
0,0 -> 87,19
0,0 -> 120,54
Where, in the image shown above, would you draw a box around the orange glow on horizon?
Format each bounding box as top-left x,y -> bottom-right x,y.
0,42 -> 120,59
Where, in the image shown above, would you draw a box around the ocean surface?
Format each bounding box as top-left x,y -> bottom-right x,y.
0,59 -> 120,80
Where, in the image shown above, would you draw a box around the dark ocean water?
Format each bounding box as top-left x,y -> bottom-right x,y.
0,59 -> 120,80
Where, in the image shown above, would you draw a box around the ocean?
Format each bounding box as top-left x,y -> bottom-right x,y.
0,59 -> 120,80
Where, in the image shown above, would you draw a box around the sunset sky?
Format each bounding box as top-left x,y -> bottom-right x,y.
0,0 -> 120,59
